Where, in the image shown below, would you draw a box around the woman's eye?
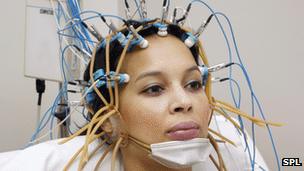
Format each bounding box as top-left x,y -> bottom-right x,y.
142,85 -> 164,96
186,81 -> 202,91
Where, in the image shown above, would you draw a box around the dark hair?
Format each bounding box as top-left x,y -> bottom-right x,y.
84,20 -> 200,113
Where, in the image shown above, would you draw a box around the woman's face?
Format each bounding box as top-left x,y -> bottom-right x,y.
119,35 -> 211,144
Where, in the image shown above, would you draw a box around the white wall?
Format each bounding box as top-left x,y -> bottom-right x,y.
0,0 -> 59,151
202,1 -> 304,171
0,1 -> 303,171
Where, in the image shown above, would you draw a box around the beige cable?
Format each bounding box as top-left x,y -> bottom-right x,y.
78,109 -> 118,169
115,26 -> 143,73
77,138 -> 108,171
82,106 -> 111,161
213,108 -> 242,131
63,135 -> 107,171
111,137 -> 123,171
88,110 -> 118,143
208,134 -> 227,171
89,38 -> 109,106
210,155 -> 220,171
105,36 -> 115,105
213,99 -> 283,127
59,106 -> 109,144
94,144 -> 115,171
208,128 -> 236,147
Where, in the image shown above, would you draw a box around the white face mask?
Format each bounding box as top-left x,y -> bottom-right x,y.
149,138 -> 212,169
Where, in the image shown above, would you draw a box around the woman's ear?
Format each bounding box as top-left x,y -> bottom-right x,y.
101,119 -> 113,134
102,113 -> 128,140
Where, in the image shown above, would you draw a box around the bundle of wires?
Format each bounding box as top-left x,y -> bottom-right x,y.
29,0 -> 282,171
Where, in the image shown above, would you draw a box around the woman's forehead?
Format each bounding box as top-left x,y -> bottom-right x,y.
120,35 -> 197,75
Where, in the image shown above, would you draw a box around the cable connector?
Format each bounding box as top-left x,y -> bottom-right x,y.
208,62 -> 234,72
100,16 -> 118,33
128,25 -> 149,48
211,77 -> 229,83
172,8 -> 178,24
184,14 -> 213,48
157,0 -> 170,37
194,14 -> 213,37
97,31 -> 127,50
81,21 -> 103,41
124,0 -> 132,19
176,3 -> 191,26
140,0 -> 148,19
92,69 -> 130,87
72,45 -> 92,59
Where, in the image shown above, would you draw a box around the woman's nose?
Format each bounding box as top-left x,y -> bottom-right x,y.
169,87 -> 193,114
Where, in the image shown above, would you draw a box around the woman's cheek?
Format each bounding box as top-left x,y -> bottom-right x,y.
123,96 -> 168,142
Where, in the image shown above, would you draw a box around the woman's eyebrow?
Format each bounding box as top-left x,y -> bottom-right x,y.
185,65 -> 200,73
135,66 -> 199,83
135,71 -> 162,83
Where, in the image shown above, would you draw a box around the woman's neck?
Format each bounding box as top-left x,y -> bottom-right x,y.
120,143 -> 191,171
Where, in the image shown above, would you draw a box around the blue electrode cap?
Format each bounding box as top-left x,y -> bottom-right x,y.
154,22 -> 168,37
93,69 -> 105,80
198,65 -> 209,86
184,32 -> 198,48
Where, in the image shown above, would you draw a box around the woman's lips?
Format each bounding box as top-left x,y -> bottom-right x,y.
166,121 -> 200,141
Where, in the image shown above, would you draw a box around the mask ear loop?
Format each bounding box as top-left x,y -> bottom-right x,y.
128,135 -> 151,153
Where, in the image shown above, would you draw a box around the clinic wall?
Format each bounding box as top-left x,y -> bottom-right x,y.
0,1 -> 303,171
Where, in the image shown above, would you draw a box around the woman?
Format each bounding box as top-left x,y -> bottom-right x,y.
0,18 -> 277,170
